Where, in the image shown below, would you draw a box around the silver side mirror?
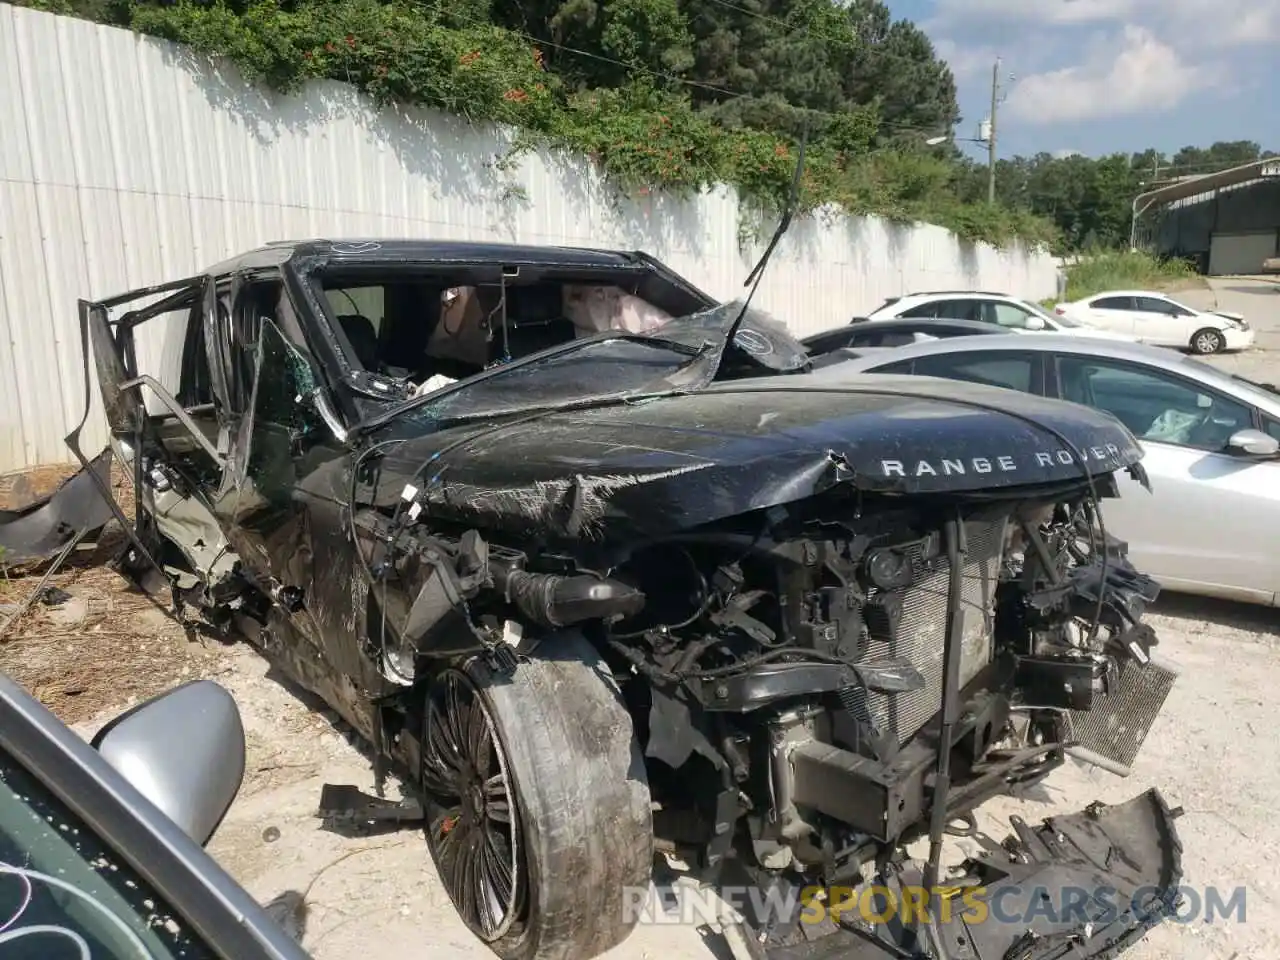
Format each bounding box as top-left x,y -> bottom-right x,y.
1025,315 -> 1047,331
1225,428 -> 1280,458
91,680 -> 247,846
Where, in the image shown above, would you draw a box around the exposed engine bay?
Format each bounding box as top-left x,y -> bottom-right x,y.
317,477 -> 1179,959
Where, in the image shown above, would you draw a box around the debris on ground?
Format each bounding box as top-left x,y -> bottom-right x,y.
0,463 -> 221,721
0,449 -> 116,568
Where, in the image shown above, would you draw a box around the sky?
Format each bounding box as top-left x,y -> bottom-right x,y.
884,0 -> 1280,164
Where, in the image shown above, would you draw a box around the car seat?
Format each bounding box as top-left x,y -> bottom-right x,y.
1057,363 -> 1093,407
337,314 -> 379,370
497,286 -> 576,360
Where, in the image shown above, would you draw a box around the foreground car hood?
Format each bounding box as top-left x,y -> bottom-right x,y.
1067,327 -> 1138,341
375,376 -> 1143,543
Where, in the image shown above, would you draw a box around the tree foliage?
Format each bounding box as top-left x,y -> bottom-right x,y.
21,0 -> 1046,245
27,0 -> 1268,254
952,140 -> 1279,253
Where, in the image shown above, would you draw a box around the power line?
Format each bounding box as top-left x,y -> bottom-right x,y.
426,5 -> 954,140
695,0 -> 966,73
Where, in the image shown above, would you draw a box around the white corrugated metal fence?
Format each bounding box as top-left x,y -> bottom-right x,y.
0,5 -> 1059,472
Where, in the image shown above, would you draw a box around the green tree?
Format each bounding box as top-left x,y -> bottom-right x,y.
841,0 -> 959,143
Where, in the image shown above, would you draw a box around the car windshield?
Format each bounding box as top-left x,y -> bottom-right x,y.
383,299 -> 808,426
0,745 -> 216,959
1182,356 -> 1280,405
1021,298 -> 1084,328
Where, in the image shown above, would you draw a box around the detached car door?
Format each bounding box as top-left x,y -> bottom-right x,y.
1052,353 -> 1280,604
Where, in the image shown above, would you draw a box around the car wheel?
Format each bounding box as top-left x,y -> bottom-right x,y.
420,630 -> 652,960
1190,327 -> 1226,354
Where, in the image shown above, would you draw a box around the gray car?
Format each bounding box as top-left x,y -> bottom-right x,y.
0,673 -> 311,959
809,333 -> 1280,606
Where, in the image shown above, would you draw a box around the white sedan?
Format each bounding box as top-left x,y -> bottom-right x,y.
1053,289 -> 1254,354
863,290 -> 1137,341
807,333 -> 1280,606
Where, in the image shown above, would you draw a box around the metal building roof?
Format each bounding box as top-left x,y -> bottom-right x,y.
1133,157 -> 1280,217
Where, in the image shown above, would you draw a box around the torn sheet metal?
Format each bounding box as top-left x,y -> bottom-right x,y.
0,449 -> 115,567
371,380 -> 1145,545
762,789 -> 1183,960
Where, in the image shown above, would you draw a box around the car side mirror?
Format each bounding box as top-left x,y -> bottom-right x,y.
91,680 -> 247,846
1225,428 -> 1280,458
1025,315 -> 1046,331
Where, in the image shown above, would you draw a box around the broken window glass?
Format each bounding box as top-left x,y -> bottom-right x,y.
88,280 -> 228,481
0,747 -> 217,959
241,321 -> 326,499
404,338 -> 694,424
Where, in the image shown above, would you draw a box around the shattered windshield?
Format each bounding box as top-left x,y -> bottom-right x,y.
382,299 -> 809,426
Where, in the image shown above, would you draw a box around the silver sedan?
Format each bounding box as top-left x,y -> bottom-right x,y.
807,334 -> 1280,606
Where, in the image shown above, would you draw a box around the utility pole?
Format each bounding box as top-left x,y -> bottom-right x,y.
987,57 -> 1000,204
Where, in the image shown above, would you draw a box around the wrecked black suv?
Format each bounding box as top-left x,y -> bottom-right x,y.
69,239 -> 1182,960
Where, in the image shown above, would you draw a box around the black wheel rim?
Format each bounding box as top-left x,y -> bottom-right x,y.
421,668 -> 525,941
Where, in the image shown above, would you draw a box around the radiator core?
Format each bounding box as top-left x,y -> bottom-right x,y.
1063,654 -> 1178,769
857,516 -> 1008,746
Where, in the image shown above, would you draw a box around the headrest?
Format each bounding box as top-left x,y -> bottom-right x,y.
506,284 -> 562,324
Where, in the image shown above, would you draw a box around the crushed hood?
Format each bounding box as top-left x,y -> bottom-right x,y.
370,376 -> 1144,544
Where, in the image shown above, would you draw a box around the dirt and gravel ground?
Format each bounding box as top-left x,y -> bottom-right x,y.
3,275 -> 1279,960
1174,275 -> 1280,383
7,574 -> 1277,960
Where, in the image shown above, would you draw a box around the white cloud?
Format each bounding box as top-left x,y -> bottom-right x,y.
932,38 -> 1002,81
929,0 -> 1280,48
929,0 -> 1135,28
1053,149 -> 1083,159
1001,26 -> 1212,124
1199,5 -> 1280,47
